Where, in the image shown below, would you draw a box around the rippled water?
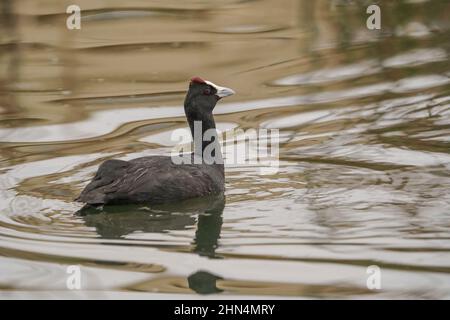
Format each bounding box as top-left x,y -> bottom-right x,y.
1,0 -> 450,299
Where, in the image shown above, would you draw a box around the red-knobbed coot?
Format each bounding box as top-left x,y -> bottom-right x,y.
75,77 -> 235,205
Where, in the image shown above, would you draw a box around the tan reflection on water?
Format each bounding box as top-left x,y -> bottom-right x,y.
0,0 -> 450,299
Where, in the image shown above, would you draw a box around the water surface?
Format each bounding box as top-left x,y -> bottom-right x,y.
1,0 -> 450,299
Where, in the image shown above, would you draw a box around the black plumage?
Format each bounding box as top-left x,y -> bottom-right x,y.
75,77 -> 235,206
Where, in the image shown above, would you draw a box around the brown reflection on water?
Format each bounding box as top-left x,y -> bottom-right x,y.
128,270 -> 375,297
0,0 -> 450,298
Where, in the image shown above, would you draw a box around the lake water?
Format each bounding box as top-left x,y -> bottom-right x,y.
0,0 -> 450,299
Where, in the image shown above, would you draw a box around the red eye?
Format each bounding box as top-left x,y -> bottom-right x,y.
203,88 -> 211,95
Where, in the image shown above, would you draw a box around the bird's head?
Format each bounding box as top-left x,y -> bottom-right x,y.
184,77 -> 235,115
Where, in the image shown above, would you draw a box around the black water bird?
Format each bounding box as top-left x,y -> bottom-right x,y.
75,77 -> 234,206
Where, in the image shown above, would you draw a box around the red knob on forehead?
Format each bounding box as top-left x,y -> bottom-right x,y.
190,76 -> 206,84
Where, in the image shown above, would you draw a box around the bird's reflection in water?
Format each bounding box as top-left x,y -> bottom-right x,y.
78,195 -> 224,255
78,195 -> 225,294
187,271 -> 223,295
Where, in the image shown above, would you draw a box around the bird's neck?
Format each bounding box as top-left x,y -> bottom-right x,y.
187,113 -> 223,164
